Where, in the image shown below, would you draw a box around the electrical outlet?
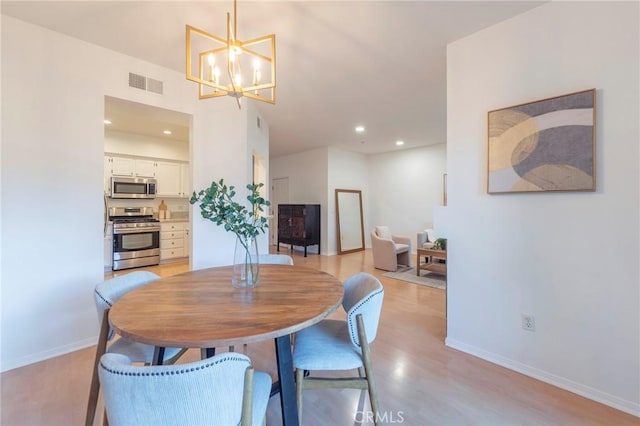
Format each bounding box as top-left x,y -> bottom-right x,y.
521,314 -> 536,332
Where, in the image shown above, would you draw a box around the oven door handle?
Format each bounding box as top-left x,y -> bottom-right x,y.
113,227 -> 161,235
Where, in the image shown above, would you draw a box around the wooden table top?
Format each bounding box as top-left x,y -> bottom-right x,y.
110,265 -> 344,348
417,247 -> 447,257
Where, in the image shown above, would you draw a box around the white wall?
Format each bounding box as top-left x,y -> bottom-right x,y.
368,144 -> 447,250
327,147 -> 370,255
189,98 -> 265,269
271,145 -> 447,256
105,129 -> 189,161
445,1 -> 639,415
246,101 -> 270,255
1,16 -> 259,371
269,148 -> 328,254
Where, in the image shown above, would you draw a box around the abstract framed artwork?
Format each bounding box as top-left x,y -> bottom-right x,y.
487,88 -> 596,194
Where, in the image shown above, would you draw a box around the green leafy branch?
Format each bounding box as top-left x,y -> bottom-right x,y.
432,238 -> 447,251
190,179 -> 270,240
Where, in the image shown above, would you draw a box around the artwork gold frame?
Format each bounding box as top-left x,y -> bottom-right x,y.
487,89 -> 596,194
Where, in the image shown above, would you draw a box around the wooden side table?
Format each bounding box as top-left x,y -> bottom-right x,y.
416,248 -> 447,276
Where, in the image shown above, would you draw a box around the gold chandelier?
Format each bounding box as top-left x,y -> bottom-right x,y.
185,0 -> 276,109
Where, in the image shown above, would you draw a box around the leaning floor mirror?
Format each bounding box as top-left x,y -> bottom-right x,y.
335,189 -> 365,254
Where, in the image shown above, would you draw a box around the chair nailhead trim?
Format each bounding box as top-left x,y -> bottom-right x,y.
94,290 -> 112,308
347,289 -> 384,347
99,355 -> 249,376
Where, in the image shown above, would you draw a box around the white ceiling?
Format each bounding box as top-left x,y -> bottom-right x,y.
2,1 -> 544,157
104,96 -> 191,143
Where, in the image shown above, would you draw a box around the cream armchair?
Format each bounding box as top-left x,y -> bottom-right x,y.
370,226 -> 411,271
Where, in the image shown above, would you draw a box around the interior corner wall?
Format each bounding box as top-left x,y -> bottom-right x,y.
327,147 -> 370,255
367,144 -> 446,249
246,101 -> 270,255
104,130 -> 189,161
190,99 -> 254,270
269,148 -> 329,254
446,1 -> 639,415
1,15 -> 254,372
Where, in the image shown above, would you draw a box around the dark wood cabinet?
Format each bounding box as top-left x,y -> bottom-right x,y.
277,204 -> 320,257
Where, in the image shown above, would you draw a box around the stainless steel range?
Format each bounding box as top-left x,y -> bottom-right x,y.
109,207 -> 160,271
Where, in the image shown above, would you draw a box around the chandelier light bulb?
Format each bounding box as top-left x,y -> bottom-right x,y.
234,73 -> 242,86
253,58 -> 262,85
208,53 -> 216,82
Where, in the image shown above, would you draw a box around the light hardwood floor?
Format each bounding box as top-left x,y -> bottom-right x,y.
1,248 -> 636,425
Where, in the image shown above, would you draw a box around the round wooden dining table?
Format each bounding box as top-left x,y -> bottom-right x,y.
109,264 -> 344,426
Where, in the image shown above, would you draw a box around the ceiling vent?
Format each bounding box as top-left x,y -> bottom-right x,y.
147,78 -> 164,95
128,72 -> 146,90
128,72 -> 163,95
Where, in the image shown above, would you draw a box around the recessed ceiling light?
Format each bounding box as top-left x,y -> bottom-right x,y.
103,119 -> 112,125
355,126 -> 365,133
395,140 -> 405,146
163,130 -> 172,135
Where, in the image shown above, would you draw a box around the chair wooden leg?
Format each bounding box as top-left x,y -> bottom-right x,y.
296,368 -> 304,424
357,315 -> 381,426
241,366 -> 254,426
85,309 -> 111,426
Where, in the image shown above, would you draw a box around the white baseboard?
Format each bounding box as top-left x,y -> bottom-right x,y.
445,337 -> 640,418
0,336 -> 97,373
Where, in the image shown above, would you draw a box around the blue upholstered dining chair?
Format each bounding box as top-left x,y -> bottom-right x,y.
87,271 -> 188,426
99,352 -> 272,426
293,272 -> 384,426
94,271 -> 187,364
258,253 -> 294,265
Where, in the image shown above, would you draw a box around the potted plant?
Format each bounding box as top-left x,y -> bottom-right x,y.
190,179 -> 270,288
432,238 -> 447,251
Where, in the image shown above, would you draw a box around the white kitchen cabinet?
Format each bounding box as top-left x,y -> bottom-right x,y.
160,222 -> 187,260
184,226 -> 190,257
108,156 -> 134,176
134,159 -> 156,178
106,155 -> 157,178
104,156 -> 112,194
105,154 -> 189,197
180,164 -> 192,197
156,161 -> 181,197
104,222 -> 113,268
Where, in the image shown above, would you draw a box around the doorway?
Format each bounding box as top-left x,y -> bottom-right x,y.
270,177 -> 289,246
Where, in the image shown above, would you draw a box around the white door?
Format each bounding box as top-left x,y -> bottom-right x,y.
270,177 -> 289,246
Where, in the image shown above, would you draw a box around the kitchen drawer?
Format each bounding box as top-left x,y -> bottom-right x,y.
161,237 -> 184,249
161,230 -> 184,240
160,222 -> 185,232
161,247 -> 185,259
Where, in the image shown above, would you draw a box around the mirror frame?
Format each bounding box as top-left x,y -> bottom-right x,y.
335,189 -> 365,255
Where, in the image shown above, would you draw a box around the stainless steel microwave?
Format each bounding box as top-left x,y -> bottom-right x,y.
110,176 -> 157,199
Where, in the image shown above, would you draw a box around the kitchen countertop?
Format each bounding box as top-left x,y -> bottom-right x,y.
159,217 -> 189,223
156,211 -> 189,222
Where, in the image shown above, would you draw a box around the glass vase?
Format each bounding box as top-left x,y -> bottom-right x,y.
232,235 -> 260,289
